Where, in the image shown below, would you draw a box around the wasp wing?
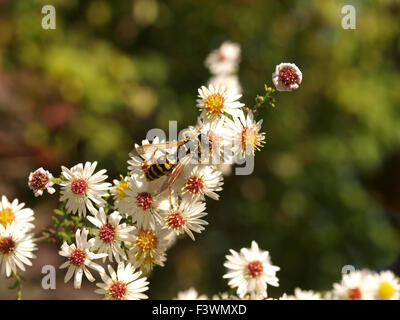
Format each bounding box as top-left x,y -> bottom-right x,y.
129,140 -> 185,158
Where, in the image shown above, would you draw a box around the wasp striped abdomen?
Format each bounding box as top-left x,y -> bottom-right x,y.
144,153 -> 177,181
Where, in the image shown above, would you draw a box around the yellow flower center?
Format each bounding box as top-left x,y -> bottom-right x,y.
378,282 -> 395,300
136,229 -> 158,251
241,126 -> 264,155
0,208 -> 14,227
114,176 -> 130,200
204,94 -> 225,115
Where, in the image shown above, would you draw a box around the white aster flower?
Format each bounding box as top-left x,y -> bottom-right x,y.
280,288 -> 322,300
0,222 -> 37,277
128,224 -> 169,273
208,74 -> 242,94
272,62 -> 302,92
224,110 -> 266,157
59,228 -> 107,289
223,241 -> 280,299
28,167 -> 56,197
180,165 -> 223,201
197,84 -> 244,121
95,262 -> 149,300
87,208 -> 135,263
174,287 -> 208,300
0,195 -> 35,232
331,270 -> 375,300
60,161 -> 111,217
163,197 -> 208,241
205,41 -> 241,76
110,175 -> 131,216
371,270 -> 400,300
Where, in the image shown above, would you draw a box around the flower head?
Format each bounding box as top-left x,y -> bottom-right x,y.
331,270 -> 375,300
111,175 -> 131,216
372,271 -> 400,300
205,41 -> 241,76
0,195 -> 35,232
28,168 -> 56,197
272,63 -> 302,91
174,287 -> 208,300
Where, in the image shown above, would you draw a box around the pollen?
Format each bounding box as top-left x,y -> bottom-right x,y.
71,179 -> 88,195
0,236 -> 16,254
136,229 -> 158,251
247,260 -> 264,278
109,281 -> 127,300
0,208 -> 15,227
185,176 -> 204,194
69,249 -> 86,267
378,282 -> 395,300
99,223 -> 116,243
114,176 -> 130,200
166,211 -> 187,230
203,93 -> 225,116
348,288 -> 362,300
279,66 -> 299,86
136,192 -> 153,210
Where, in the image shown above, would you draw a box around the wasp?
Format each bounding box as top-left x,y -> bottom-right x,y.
129,128 -> 219,197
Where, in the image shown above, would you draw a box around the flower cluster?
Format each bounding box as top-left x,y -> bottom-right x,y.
174,241 -> 400,300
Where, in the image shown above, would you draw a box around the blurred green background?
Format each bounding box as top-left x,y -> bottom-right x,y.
1,0 -> 400,299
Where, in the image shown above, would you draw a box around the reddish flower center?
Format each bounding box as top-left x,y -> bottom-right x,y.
279,66 -> 299,86
185,176 -> 204,194
30,171 -> 49,190
109,281 -> 127,300
69,249 -> 86,266
136,192 -> 153,210
71,179 -> 88,195
348,288 -> 362,300
0,236 -> 16,254
99,223 -> 116,243
247,260 -> 264,278
166,211 -> 187,230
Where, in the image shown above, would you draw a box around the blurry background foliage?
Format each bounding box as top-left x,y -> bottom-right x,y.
1,0 -> 400,299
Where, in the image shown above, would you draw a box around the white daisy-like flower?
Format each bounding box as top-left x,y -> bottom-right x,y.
371,270 -> 400,300
0,222 -> 37,277
208,74 -> 242,94
174,287 -> 208,300
212,292 -> 240,300
59,161 -> 111,217
110,175 -> 131,216
205,41 -> 241,76
0,195 -> 35,232
280,288 -> 322,300
59,228 -> 107,289
180,165 -> 223,201
124,174 -> 168,229
197,84 -> 244,121
272,62 -> 302,92
28,167 -> 56,197
331,270 -> 375,300
163,197 -> 208,241
224,110 -> 266,157
87,208 -> 135,263
128,224 -> 169,273
223,241 -> 280,299
95,262 -> 149,300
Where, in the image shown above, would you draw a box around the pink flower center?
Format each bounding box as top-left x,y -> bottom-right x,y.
136,192 -> 153,210
279,66 -> 299,86
109,281 -> 127,300
0,236 -> 15,254
348,288 -> 362,300
71,179 -> 88,195
69,249 -> 86,267
99,223 -> 115,243
247,260 -> 264,278
185,176 -> 204,194
166,211 -> 186,230
30,171 -> 49,191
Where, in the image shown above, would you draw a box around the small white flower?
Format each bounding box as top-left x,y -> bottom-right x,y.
224,110 -> 266,157
331,270 -> 375,300
0,195 -> 35,232
59,228 -> 107,289
280,288 -> 322,300
28,167 -> 56,197
208,74 -> 242,94
223,241 -> 280,299
87,208 -> 135,263
174,287 -> 208,300
0,222 -> 37,277
180,165 -> 223,201
371,270 -> 400,300
124,174 -> 168,229
205,41 -> 241,76
272,62 -> 302,92
95,262 -> 149,300
110,175 -> 131,216
128,224 -> 169,273
60,161 -> 111,217
197,84 -> 244,121
163,197 -> 208,241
